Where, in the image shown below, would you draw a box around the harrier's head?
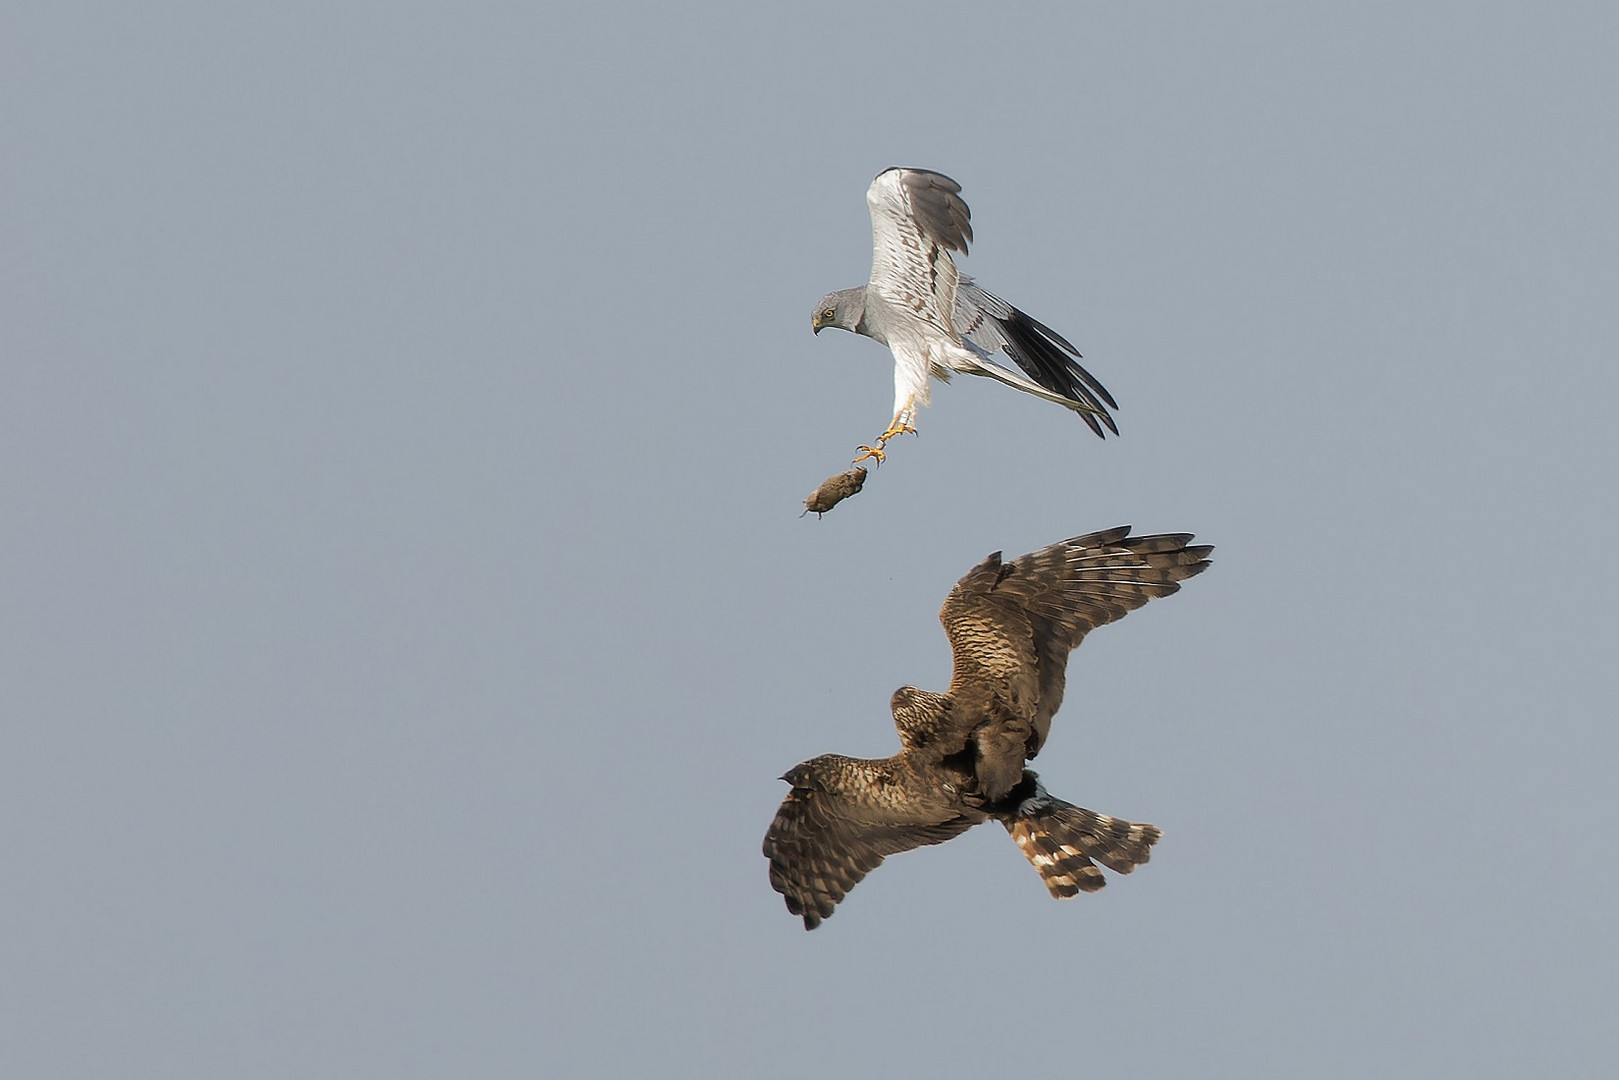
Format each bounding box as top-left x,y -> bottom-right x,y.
811,288 -> 866,335
890,685 -> 950,750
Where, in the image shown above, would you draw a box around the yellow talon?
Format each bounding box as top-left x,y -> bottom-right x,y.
852,420 -> 916,466
853,443 -> 887,465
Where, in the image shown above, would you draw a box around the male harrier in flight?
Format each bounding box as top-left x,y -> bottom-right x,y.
763,527 -> 1211,930
812,168 -> 1118,464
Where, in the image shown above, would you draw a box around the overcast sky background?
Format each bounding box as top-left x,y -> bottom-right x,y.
6,3 -> 1618,1077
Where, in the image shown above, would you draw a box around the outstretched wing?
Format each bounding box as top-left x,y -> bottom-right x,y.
935,553 -> 1044,800
866,168 -> 972,338
939,528 -> 1213,796
762,758 -> 976,930
955,279 -> 1119,437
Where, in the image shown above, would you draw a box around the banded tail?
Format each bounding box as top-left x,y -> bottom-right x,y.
998,775 -> 1162,898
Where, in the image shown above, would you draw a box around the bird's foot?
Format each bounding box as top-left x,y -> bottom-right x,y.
883,420 -> 918,442
851,422 -> 916,465
852,443 -> 887,465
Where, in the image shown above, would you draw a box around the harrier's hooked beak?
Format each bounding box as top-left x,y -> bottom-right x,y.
812,315 -> 825,335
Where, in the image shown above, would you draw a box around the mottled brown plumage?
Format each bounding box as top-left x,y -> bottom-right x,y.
763,526 -> 1211,929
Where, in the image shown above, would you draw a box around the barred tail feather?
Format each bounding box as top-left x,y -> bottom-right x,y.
1001,784 -> 1161,899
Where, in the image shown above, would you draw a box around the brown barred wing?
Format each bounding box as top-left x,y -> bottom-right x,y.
936,550 -> 1044,801
935,530 -> 1211,797
992,528 -> 1212,750
762,756 -> 977,930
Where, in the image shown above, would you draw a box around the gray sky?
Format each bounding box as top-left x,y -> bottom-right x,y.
6,2 -> 1618,1076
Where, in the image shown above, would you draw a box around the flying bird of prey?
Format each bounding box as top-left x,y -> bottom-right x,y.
811,168 -> 1118,464
763,527 -> 1211,930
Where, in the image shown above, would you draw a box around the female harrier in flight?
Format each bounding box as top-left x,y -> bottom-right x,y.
811,168 -> 1118,463
762,526 -> 1211,930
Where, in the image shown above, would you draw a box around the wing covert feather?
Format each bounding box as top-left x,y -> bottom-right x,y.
866,168 -> 970,336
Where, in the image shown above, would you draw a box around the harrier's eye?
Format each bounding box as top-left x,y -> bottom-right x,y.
822,309 -> 835,320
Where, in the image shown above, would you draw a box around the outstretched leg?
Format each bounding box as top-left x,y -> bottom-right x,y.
853,399 -> 918,465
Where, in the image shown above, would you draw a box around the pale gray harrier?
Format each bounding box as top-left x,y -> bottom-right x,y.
763,527 -> 1211,929
812,168 -> 1118,463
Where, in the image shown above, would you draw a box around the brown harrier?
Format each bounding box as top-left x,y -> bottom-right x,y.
763,526 -> 1212,930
